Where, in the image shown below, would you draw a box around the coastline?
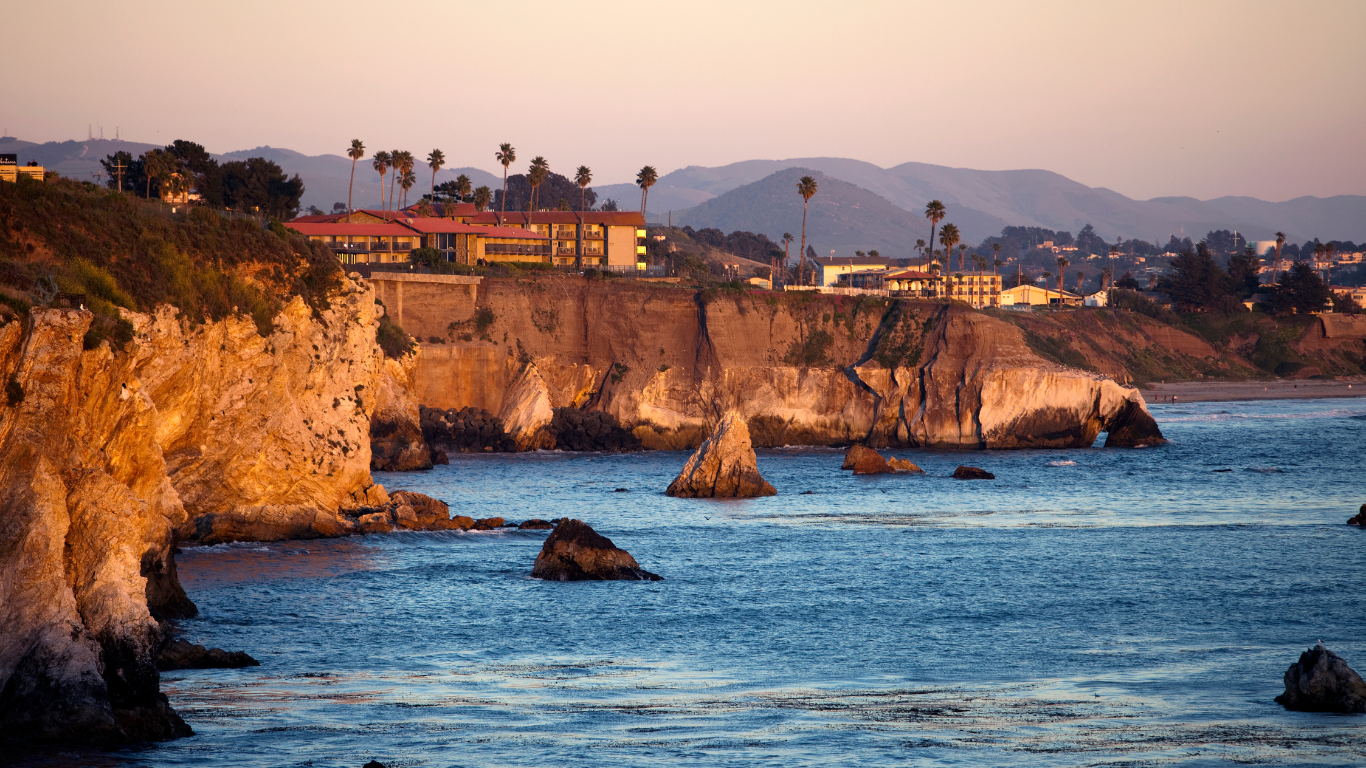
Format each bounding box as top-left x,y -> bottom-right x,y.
1144,377 -> 1366,403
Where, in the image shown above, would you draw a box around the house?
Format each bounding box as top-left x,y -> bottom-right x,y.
398,218 -> 551,265
1331,285 -> 1366,307
285,222 -> 423,265
1083,290 -> 1108,307
1000,283 -> 1081,307
0,154 -> 44,183
746,276 -> 773,290
814,256 -> 891,287
885,269 -> 936,295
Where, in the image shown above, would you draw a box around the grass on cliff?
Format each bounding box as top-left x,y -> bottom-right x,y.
0,177 -> 341,348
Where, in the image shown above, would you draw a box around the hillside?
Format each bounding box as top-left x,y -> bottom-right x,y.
674,168 -> 1005,259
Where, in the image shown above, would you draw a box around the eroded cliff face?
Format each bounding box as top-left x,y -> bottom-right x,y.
412,278 -> 1162,450
0,276 -> 393,744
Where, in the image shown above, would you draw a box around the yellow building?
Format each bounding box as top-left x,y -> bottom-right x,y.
942,273 -> 1003,308
286,219 -> 550,266
0,154 -> 44,183
471,211 -> 647,269
285,222 -> 423,265
1001,283 -> 1081,307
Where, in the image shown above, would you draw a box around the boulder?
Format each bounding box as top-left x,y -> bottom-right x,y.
157,640 -> 259,671
952,465 -> 995,480
531,519 -> 662,581
1275,644 -> 1366,713
519,519 -> 555,530
449,515 -> 475,530
357,511 -> 394,534
472,517 -> 505,531
666,411 -> 776,498
842,445 -> 923,474
1348,504 -> 1365,527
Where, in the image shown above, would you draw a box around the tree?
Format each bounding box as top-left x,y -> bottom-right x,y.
574,165 -> 592,211
938,223 -> 960,275
1268,262 -> 1331,315
1076,223 -> 1107,256
1056,256 -> 1069,304
220,157 -> 304,219
495,171 -> 595,213
496,143 -> 516,215
1273,231 -> 1286,279
141,148 -> 173,199
346,139 -> 365,221
923,200 -> 946,270
455,174 -> 472,205
399,168 -> 416,209
395,151 -> 415,209
426,149 -> 445,207
528,156 -> 548,211
386,149 -> 402,213
372,151 -> 391,213
1042,271 -> 1052,307
636,165 -> 658,215
991,242 -> 1001,273
1160,244 -> 1235,311
957,243 -> 967,272
473,185 -> 491,211
1226,246 -> 1262,298
797,175 -> 818,285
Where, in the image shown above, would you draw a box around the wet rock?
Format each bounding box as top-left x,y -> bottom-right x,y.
952,465 -> 995,480
419,404 -> 516,454
357,511 -> 394,534
550,407 -> 642,452
519,519 -> 555,530
472,517 -> 506,531
449,515 -> 475,530
530,519 -> 662,581
842,445 -> 922,474
666,411 -> 776,498
1103,397 -> 1167,448
157,640 -> 259,671
1275,643 -> 1366,713
614,488 -> 630,493
1348,504 -> 1365,526
363,761 -> 387,768
430,447 -> 449,465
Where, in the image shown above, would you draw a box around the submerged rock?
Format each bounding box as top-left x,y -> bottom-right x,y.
519,519 -> 555,530
531,519 -> 662,581
842,445 -> 923,475
666,411 -> 776,498
157,640 -> 260,671
1348,504 -> 1365,526
952,465 -> 995,480
1275,643 -> 1366,713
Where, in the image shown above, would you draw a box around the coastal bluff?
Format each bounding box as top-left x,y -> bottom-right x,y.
0,277 -> 398,744
404,278 -> 1165,451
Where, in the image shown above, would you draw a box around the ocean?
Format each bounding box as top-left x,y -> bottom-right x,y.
36,398 -> 1366,766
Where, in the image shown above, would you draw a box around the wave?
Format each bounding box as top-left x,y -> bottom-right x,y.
1046,460 -> 1077,467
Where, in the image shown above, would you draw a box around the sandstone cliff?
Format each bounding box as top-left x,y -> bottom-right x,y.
409,278 -> 1163,450
0,276 -> 396,744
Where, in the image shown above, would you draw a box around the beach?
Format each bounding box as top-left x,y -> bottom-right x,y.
1145,377 -> 1366,403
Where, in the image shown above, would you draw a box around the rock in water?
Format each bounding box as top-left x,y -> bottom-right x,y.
1348,504 -> 1365,526
157,640 -> 260,670
499,362 -> 556,451
530,519 -> 662,581
842,445 -> 923,474
1102,396 -> 1166,448
952,465 -> 995,480
370,354 -> 434,471
666,411 -> 776,497
1275,644 -> 1366,713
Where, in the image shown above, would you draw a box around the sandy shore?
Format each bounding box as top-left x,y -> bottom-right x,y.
1144,377 -> 1366,403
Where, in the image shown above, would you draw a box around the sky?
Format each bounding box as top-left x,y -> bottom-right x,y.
5,0 -> 1364,202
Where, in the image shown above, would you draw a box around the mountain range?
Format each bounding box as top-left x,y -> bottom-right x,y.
4,136 -> 1362,247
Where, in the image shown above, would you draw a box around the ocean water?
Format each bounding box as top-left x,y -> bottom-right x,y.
28,398 -> 1366,767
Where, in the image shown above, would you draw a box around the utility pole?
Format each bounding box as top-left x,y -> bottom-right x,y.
110,155 -> 126,192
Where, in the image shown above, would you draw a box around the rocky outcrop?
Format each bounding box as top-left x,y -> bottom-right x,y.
2,276 -> 402,744
369,352 -> 432,471
667,411 -> 777,498
157,640 -> 259,671
952,466 -> 995,480
498,362 -> 555,450
842,444 -> 923,474
419,405 -> 515,453
1348,504 -> 1365,526
548,407 -> 641,452
411,280 -> 1164,453
530,519 -> 661,581
1275,644 -> 1366,713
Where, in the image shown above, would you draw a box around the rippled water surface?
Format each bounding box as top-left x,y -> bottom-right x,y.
46,398 -> 1366,766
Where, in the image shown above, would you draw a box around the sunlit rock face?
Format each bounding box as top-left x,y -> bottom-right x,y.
666,411 -> 777,498
0,277 -> 394,744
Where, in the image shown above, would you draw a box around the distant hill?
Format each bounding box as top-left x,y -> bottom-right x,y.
0,137 -> 502,211
640,157 -> 1366,244
675,167 -> 1006,260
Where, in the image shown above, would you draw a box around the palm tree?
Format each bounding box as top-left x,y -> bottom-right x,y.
346,139 -> 365,221
496,143 -> 516,215
455,174 -> 472,206
528,157 -> 548,211
386,149 -> 403,213
924,200 -> 946,269
1274,231 -> 1286,280
797,175 -> 818,285
574,165 -> 592,212
396,151 -> 415,209
372,151 -> 391,213
938,224 -> 960,278
635,165 -> 658,215
473,185 -> 491,211
399,168 -> 416,210
957,243 -> 967,272
1042,271 -> 1053,308
426,149 -> 445,207
1056,256 -> 1070,308
991,242 -> 1002,273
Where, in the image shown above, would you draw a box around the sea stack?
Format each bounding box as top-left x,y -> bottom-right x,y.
666,411 -> 776,498
842,444 -> 923,475
1348,504 -> 1365,526
1275,644 -> 1366,713
531,519 -> 662,581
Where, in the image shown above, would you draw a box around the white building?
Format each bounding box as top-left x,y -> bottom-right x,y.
813,256 -> 892,287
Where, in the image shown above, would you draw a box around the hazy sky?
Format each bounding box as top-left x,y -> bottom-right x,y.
6,0 -> 1364,201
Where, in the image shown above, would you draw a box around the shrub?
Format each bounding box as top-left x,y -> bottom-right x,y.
376,312 -> 414,359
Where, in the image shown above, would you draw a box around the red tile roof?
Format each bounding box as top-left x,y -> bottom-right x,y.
289,213 -> 344,224
468,211 -> 647,227
886,269 -> 934,280
397,218 -> 546,239
285,222 -> 416,237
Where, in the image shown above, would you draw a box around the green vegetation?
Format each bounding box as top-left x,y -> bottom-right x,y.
376,310 -> 414,359
1021,328 -> 1094,371
0,177 -> 341,348
785,329 -> 834,367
